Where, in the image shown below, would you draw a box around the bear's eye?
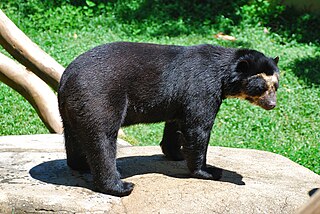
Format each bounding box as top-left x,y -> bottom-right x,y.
245,77 -> 268,96
274,82 -> 279,91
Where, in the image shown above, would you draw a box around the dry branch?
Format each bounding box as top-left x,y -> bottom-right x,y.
0,9 -> 64,91
0,10 -> 125,136
297,189 -> 320,214
0,52 -> 63,133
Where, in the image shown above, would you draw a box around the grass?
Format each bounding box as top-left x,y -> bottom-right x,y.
0,1 -> 319,174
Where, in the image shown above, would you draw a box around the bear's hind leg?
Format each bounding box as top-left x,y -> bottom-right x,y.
160,121 -> 184,161
64,123 -> 90,171
85,132 -> 134,197
82,98 -> 134,197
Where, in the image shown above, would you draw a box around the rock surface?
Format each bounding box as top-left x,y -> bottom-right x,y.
0,134 -> 319,213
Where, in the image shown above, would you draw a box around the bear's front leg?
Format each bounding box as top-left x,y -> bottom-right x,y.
181,101 -> 222,180
181,128 -> 222,180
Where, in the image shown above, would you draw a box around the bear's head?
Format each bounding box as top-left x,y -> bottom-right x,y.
226,50 -> 279,110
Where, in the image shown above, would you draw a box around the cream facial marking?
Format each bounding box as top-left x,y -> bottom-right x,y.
256,73 -> 279,90
226,72 -> 279,110
226,72 -> 279,100
225,93 -> 247,99
246,72 -> 278,110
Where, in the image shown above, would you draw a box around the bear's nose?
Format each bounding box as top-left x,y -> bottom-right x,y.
266,101 -> 276,110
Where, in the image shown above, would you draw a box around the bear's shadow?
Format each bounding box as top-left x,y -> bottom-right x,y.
29,155 -> 245,191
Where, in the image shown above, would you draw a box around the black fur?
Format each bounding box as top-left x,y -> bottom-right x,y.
58,42 -> 279,196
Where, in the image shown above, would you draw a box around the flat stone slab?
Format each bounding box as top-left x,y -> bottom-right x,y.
0,134 -> 319,213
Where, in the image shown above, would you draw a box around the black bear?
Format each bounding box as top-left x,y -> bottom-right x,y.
58,42 -> 279,197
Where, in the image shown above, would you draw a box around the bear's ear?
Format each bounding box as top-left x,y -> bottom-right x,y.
273,56 -> 279,65
236,60 -> 249,72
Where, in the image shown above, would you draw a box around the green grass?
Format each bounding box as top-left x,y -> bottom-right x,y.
0,1 -> 319,174
0,84 -> 48,135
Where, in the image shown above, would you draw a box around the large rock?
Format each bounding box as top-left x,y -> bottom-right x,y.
0,134 -> 319,213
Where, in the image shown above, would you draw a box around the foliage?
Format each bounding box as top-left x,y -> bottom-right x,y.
238,0 -> 285,24
3,0 -> 319,42
0,0 -> 319,174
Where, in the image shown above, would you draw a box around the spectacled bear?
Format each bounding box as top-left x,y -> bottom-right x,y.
58,42 -> 279,197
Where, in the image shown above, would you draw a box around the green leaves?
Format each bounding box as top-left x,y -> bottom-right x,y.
85,0 -> 96,8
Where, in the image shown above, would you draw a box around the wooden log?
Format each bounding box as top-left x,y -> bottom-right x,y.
297,189 -> 320,214
0,9 -> 64,91
0,10 -> 125,136
0,52 -> 63,133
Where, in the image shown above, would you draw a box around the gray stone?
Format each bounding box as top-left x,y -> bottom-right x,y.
0,134 -> 319,213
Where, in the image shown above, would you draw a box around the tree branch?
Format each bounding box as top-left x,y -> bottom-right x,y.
0,52 -> 63,133
0,9 -> 64,91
